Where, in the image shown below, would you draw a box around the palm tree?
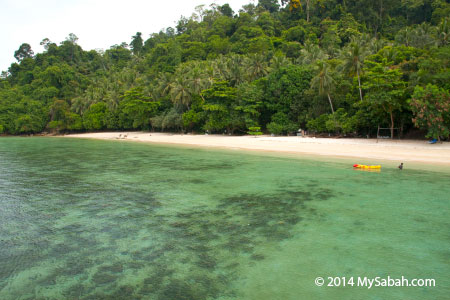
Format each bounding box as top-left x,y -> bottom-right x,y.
212,55 -> 230,81
187,65 -> 209,95
311,61 -> 335,113
105,89 -> 121,111
203,62 -> 216,87
270,55 -> 291,71
437,17 -> 449,46
155,72 -> 173,98
395,27 -> 413,47
170,76 -> 192,109
368,37 -> 387,54
185,64 -> 213,101
298,41 -> 328,65
228,54 -> 246,86
71,96 -> 88,115
411,23 -> 436,48
340,38 -> 367,102
246,53 -> 268,80
381,46 -> 398,63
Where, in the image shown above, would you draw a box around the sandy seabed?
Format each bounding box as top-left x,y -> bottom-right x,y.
64,132 -> 450,169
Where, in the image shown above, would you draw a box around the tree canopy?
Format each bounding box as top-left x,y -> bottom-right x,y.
0,2 -> 449,139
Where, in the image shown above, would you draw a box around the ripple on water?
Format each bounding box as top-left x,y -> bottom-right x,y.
0,137 -> 449,300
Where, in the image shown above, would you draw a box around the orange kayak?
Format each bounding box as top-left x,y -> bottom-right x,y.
353,164 -> 381,169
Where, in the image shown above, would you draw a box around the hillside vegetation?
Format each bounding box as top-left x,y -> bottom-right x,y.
1,0 -> 449,139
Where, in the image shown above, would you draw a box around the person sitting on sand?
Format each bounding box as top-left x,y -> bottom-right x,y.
398,163 -> 403,170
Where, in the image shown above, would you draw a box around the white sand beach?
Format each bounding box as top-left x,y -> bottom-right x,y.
63,132 -> 450,168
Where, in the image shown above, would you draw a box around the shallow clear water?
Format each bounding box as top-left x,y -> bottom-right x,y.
0,137 -> 449,300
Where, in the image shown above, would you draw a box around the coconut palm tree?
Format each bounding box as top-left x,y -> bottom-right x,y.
170,76 -> 192,109
155,72 -> 173,98
395,27 -> 413,47
437,17 -> 449,46
381,46 -> 398,63
298,41 -> 328,65
203,61 -> 216,87
184,64 -> 214,102
246,53 -> 268,81
340,38 -> 367,102
105,89 -> 121,111
269,55 -> 291,71
411,23 -> 436,48
187,65 -> 209,95
71,96 -> 88,115
228,54 -> 246,86
311,61 -> 335,113
212,55 -> 231,81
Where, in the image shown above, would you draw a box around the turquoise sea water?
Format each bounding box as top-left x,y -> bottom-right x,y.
0,137 -> 449,300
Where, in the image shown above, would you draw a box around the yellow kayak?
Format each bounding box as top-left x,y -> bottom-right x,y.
353,164 -> 381,169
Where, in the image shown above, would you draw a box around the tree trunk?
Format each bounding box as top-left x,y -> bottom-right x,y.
379,0 -> 383,33
389,108 -> 394,139
327,93 -> 335,114
357,69 -> 363,101
306,0 -> 310,22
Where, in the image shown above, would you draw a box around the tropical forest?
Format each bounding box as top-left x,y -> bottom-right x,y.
1,0 -> 449,140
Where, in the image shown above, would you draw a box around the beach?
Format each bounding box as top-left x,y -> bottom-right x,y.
64,132 -> 450,168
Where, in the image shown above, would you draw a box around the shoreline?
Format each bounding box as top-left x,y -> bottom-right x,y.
59,132 -> 450,170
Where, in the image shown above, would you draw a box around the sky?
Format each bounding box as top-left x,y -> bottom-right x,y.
0,0 -> 255,72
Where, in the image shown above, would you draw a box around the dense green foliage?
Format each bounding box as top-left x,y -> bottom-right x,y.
1,1 -> 449,139
410,84 -> 450,140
